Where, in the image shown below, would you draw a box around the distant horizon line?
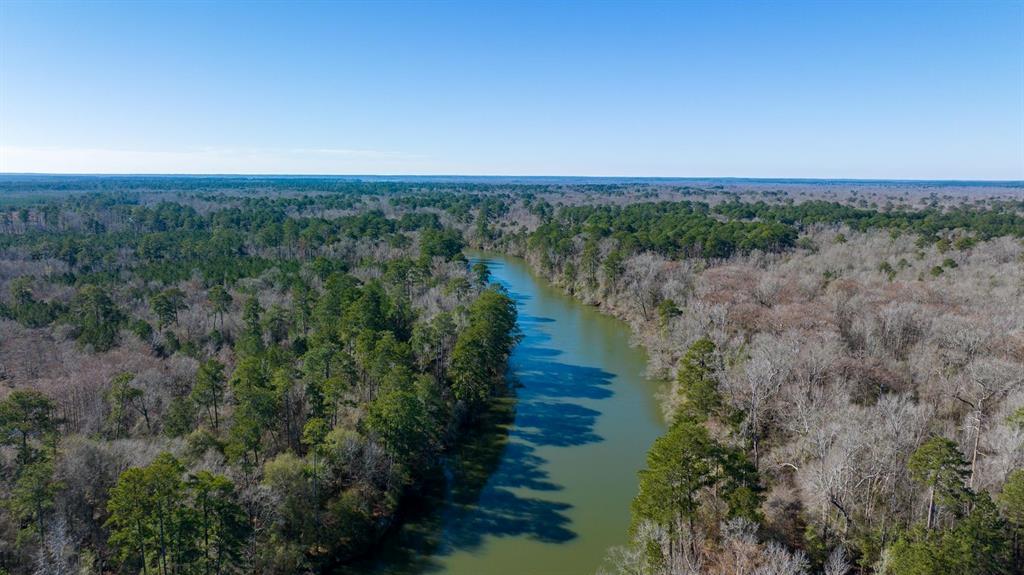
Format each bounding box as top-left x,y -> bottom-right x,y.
2,172 -> 1022,186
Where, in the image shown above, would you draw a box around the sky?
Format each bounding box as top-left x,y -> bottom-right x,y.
0,1 -> 1022,180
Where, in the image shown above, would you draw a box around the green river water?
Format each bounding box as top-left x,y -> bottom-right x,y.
356,253 -> 666,574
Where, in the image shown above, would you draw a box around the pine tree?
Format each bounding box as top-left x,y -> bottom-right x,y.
908,437 -> 970,529
191,360 -> 226,430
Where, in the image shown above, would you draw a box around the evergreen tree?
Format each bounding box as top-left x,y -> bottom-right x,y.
107,372 -> 152,437
365,386 -> 431,466
191,360 -> 227,430
70,284 -> 123,351
449,287 -> 517,407
226,357 -> 275,465
888,494 -> 1011,575
0,390 -> 56,465
151,288 -> 186,329
998,470 -> 1024,568
631,416 -> 762,567
471,261 -> 491,286
106,453 -> 194,575
207,285 -> 232,329
188,471 -> 249,575
10,459 -> 60,542
908,437 -> 971,529
673,338 -> 722,423
238,296 -> 264,355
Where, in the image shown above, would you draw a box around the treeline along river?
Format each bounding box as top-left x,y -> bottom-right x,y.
355,252 -> 666,574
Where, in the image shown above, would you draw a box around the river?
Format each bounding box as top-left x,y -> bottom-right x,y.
357,252 -> 666,574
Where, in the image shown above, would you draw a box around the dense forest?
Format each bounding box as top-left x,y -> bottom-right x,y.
1,176 -> 1023,574
0,183 -> 518,573
488,189 -> 1024,574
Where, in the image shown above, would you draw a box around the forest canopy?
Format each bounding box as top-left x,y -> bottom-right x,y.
1,177 -> 1022,574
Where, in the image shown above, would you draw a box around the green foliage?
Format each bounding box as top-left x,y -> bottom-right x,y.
189,471 -> 250,575
954,236 -> 977,251
908,437 -> 971,516
345,281 -> 392,334
191,359 -> 227,430
263,304 -> 290,344
301,342 -> 353,421
129,318 -> 154,340
419,227 -> 466,261
471,261 -> 491,286
105,453 -> 192,574
411,311 -> 457,380
631,417 -> 762,539
1007,406 -> 1024,430
603,249 -> 624,285
0,184 -> 522,569
715,199 -> 1024,241
226,356 -> 276,465
262,452 -> 318,550
164,396 -> 196,438
450,287 -> 518,407
672,338 -> 722,422
150,287 -> 186,328
0,390 -> 56,465
106,453 -> 248,575
632,418 -> 718,530
227,397 -> 273,466
878,260 -> 896,280
207,284 -> 233,327
887,494 -> 1011,575
657,298 -> 681,325
106,372 -> 148,438
1000,469 -> 1024,529
9,459 -> 61,543
365,385 -> 434,467
186,428 -> 224,459
7,276 -> 62,327
534,201 -> 798,261
581,238 -> 600,288
313,273 -> 360,333
796,236 -> 818,251
353,331 -> 412,392
302,417 -> 329,450
69,284 -> 123,351
237,296 -> 265,356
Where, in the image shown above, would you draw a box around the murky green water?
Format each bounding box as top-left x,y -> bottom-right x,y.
356,253 -> 666,575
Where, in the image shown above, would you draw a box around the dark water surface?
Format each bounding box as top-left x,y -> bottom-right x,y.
356,253 -> 666,574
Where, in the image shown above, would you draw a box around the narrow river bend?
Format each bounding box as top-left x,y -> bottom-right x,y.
359,253 -> 666,574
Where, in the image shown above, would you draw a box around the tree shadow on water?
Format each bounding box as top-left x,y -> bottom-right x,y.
513,401 -> 603,447
519,314 -> 555,324
508,318 -> 617,402
344,399 -> 576,574
512,347 -> 616,402
486,441 -> 562,492
441,486 -> 575,550
345,306 -> 619,574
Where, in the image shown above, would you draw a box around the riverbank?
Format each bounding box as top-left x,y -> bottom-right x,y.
356,252 -> 667,574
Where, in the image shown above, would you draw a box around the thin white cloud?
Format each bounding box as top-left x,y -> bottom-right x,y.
0,145 -> 431,174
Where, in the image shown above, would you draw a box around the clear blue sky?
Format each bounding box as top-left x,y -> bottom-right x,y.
1,1 -> 1022,179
